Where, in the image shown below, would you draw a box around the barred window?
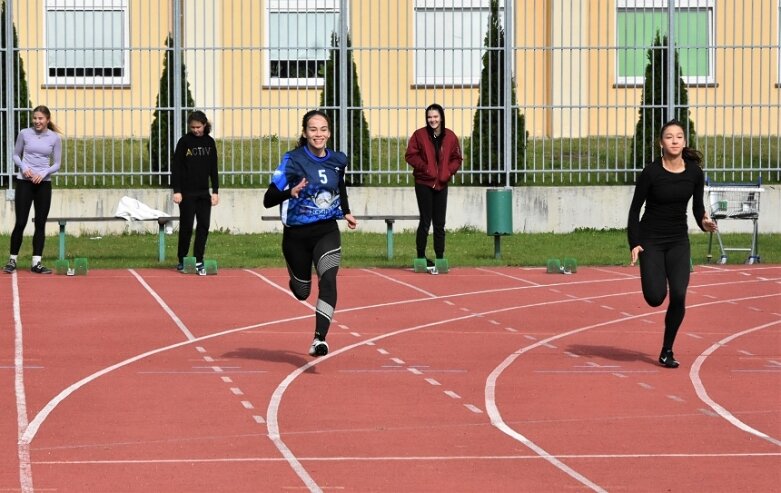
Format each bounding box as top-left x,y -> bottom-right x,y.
616,0 -> 714,86
413,0 -> 505,86
45,0 -> 129,86
266,0 -> 340,87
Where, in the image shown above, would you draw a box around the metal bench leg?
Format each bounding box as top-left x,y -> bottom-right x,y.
58,222 -> 66,260
158,222 -> 166,262
384,219 -> 396,260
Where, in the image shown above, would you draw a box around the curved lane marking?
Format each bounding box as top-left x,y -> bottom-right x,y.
689,319 -> 781,446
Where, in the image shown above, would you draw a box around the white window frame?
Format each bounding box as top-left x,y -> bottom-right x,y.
44,0 -> 130,87
413,0 -> 506,87
264,0 -> 341,88
615,0 -> 715,87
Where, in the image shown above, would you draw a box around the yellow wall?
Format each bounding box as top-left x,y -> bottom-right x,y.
12,0 -> 779,139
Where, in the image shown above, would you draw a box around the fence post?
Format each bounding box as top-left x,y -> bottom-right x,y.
172,0 -> 183,150
666,0 -> 676,121
4,0 -> 14,196
503,0 -> 514,187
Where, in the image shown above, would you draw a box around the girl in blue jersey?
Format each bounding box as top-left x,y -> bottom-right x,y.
264,110 -> 358,357
627,120 -> 717,368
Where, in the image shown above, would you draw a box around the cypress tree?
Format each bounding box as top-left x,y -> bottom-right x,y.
631,31 -> 696,168
150,34 -> 195,181
0,0 -> 31,186
319,31 -> 371,186
468,0 -> 525,186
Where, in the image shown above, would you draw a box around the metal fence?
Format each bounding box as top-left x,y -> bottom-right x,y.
2,0 -> 779,189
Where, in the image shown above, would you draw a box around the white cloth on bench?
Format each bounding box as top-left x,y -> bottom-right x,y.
115,196 -> 171,221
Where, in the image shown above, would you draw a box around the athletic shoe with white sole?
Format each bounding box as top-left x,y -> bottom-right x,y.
308,339 -> 329,357
658,349 -> 679,368
31,263 -> 52,274
3,258 -> 16,274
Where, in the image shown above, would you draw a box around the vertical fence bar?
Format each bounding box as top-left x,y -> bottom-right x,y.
4,0 -> 13,194
503,0 -> 513,187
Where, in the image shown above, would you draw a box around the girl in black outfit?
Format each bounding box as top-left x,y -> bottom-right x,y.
171,111 -> 220,275
627,120 -> 717,368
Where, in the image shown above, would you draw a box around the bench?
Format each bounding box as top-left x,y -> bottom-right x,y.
261,215 -> 419,259
35,216 -> 179,262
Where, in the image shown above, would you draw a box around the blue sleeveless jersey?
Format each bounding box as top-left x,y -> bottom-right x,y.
270,146 -> 348,226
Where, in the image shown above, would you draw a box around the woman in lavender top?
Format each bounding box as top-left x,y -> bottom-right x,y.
3,105 -> 62,274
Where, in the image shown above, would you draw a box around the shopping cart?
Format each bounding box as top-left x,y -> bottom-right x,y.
705,179 -> 764,264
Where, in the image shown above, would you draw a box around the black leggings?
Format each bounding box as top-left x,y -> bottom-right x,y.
638,239 -> 691,350
10,179 -> 52,257
282,221 -> 342,341
177,194 -> 212,263
414,183 -> 448,259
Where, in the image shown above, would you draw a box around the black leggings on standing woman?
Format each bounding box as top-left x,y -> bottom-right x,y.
177,193 -> 212,263
414,183 -> 448,259
638,238 -> 691,350
10,179 -> 52,256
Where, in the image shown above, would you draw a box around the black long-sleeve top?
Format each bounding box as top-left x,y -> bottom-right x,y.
627,158 -> 706,249
171,133 -> 219,196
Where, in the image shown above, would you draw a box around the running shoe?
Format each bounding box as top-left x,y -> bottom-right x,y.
176,262 -> 184,272
658,349 -> 679,368
31,263 -> 52,274
3,258 -> 16,274
308,339 -> 329,357
195,262 -> 206,276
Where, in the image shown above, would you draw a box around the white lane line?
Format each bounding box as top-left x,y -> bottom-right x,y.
464,404 -> 483,414
253,415 -> 266,424
221,377 -> 232,383
408,368 -> 423,375
667,395 -> 685,403
638,383 -> 654,390
27,450 -> 781,465
377,349 -> 389,355
391,358 -> 405,365
362,268 -> 437,298
689,319 -> 781,446
444,391 -> 461,400
129,269 -> 195,341
241,401 -> 254,410
425,378 -> 441,386
505,327 -> 518,333
12,272 -> 34,493
230,388 -> 244,396
485,292 -> 780,493
476,267 -> 542,286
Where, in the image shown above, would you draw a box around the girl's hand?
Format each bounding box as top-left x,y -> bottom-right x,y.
702,214 -> 718,233
291,177 -> 308,198
344,213 -> 358,230
211,193 -> 220,206
630,245 -> 644,266
173,192 -> 182,204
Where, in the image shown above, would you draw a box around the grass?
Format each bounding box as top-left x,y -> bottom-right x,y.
6,228 -> 778,270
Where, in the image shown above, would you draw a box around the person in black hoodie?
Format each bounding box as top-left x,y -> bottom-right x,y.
627,119 -> 717,368
171,111 -> 220,275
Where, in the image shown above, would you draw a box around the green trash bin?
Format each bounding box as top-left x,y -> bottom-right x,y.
486,188 -> 513,259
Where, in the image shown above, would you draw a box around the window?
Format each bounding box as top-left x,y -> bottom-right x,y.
266,0 -> 340,87
413,0 -> 505,86
616,0 -> 714,86
45,0 -> 129,86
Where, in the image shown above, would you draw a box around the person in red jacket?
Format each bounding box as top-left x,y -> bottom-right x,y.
405,103 -> 463,266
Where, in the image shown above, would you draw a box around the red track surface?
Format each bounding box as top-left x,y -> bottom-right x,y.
1,265 -> 779,492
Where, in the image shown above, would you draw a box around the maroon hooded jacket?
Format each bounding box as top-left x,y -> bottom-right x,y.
405,127 -> 463,191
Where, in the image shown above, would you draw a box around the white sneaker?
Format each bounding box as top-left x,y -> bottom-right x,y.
308,339 -> 329,357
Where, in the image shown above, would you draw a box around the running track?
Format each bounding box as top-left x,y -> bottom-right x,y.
1,265 -> 779,492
